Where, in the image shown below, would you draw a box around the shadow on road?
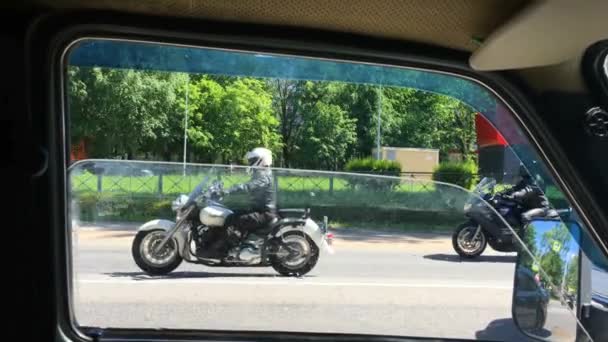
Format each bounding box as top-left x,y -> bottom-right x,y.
423,253 -> 516,263
475,318 -> 538,342
105,271 -> 309,280
96,232 -> 134,239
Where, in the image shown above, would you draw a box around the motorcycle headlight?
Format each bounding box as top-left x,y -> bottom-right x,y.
171,195 -> 189,211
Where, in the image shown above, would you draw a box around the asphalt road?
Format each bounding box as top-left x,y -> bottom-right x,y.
72,224 -> 578,341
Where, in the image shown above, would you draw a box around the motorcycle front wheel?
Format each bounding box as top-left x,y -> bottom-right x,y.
270,232 -> 319,277
132,229 -> 183,275
452,221 -> 487,258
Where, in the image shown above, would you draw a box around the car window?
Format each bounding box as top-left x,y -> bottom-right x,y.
65,39 -> 607,341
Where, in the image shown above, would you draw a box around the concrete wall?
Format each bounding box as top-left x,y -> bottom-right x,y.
373,147 -> 439,179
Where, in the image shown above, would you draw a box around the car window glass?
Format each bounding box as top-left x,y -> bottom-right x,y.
65,39 -> 607,341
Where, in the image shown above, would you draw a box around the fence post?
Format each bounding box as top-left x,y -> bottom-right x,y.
97,174 -> 103,193
329,176 -> 334,195
157,173 -> 163,195
274,175 -> 279,204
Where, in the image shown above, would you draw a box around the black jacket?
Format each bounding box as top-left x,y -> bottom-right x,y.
504,179 -> 550,210
227,169 -> 276,212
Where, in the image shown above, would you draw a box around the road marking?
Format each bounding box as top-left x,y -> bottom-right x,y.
78,278 -> 511,289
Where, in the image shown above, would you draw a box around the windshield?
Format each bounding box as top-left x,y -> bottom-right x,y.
187,175 -> 210,202
473,177 -> 496,194
65,39 -> 608,342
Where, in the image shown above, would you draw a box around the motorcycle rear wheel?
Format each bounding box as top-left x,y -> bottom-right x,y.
453,221 -> 487,258
270,232 -> 319,277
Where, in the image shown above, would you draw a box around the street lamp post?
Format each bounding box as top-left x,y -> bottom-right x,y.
183,76 -> 189,176
376,86 -> 382,159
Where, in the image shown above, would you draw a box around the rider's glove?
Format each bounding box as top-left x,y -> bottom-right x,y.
225,184 -> 246,195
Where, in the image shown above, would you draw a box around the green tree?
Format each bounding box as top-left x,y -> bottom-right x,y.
381,87 -> 476,159
334,84 -> 379,158
270,79 -> 307,167
177,77 -> 220,162
537,223 -> 573,289
69,66 -> 479,170
182,76 -> 282,163
68,67 -> 187,159
565,254 -> 579,293
139,72 -> 190,160
296,102 -> 357,170
540,251 -> 565,288
519,224 -> 539,269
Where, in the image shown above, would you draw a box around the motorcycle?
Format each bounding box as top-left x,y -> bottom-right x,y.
452,177 -> 525,258
131,176 -> 334,276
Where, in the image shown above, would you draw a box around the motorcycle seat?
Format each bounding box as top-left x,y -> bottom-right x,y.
278,209 -> 308,218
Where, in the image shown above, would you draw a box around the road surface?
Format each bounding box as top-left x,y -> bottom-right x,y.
72,223 -> 578,341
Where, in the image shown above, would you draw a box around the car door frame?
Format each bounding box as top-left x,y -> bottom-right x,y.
25,11 -> 608,342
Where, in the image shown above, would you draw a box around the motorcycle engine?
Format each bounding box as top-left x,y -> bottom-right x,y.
194,225 -> 209,246
239,247 -> 261,263
227,245 -> 261,264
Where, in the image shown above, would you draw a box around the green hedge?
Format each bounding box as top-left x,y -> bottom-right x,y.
345,158 -> 402,175
344,158 -> 402,190
73,194 -> 174,222
71,183 -> 569,227
71,187 -> 466,226
432,161 -> 478,190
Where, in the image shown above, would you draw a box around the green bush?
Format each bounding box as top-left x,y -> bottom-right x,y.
71,187 -> 466,225
345,158 -> 401,175
432,161 -> 478,190
72,193 -> 174,222
344,158 -> 402,190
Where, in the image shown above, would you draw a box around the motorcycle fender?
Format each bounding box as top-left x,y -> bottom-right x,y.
137,219 -> 193,261
138,219 -> 175,232
274,218 -> 334,254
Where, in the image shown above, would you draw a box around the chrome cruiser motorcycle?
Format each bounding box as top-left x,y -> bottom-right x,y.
132,177 -> 333,276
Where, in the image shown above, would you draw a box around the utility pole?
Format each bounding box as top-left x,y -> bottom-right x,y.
182,75 -> 189,176
376,86 -> 382,159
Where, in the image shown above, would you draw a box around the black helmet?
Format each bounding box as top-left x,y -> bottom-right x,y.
519,163 -> 532,180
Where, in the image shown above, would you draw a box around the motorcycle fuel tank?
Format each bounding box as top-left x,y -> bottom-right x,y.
199,205 -> 233,227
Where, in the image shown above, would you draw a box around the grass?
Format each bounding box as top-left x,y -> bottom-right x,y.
70,172 -> 437,195
70,169 -> 571,230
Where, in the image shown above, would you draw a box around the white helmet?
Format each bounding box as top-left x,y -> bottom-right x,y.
245,147 -> 273,167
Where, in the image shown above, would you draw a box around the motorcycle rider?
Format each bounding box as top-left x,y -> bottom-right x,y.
224,147 -> 277,233
198,147 -> 277,258
502,164 -> 553,223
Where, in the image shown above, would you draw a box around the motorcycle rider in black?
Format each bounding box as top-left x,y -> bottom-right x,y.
197,147 -> 277,258
502,164 -> 553,223
223,147 -> 277,233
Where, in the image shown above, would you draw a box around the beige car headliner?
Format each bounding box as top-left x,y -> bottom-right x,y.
27,0 -> 608,92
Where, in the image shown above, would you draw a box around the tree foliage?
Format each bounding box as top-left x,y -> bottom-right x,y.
68,67 -> 478,170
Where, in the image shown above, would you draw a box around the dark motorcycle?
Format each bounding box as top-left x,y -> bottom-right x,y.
132,177 -> 333,276
452,177 -> 525,258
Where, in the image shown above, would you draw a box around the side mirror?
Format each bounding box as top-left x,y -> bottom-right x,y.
512,218 -> 581,340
